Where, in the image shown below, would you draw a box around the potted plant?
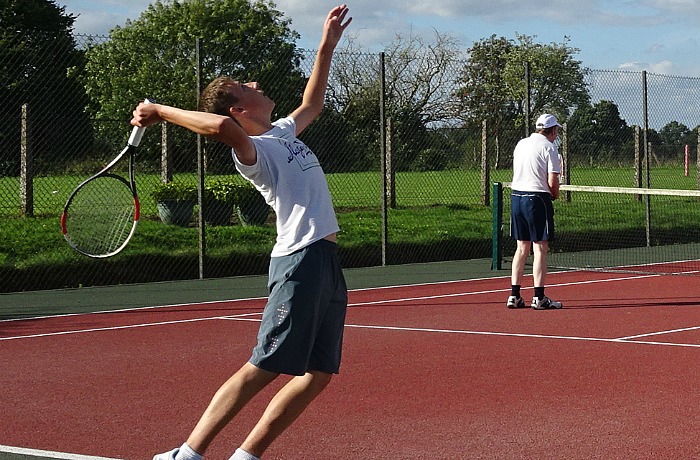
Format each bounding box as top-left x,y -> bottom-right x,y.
234,182 -> 269,226
152,181 -> 197,226
202,179 -> 236,226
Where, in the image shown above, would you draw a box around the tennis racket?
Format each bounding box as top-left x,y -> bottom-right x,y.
61,101 -> 150,258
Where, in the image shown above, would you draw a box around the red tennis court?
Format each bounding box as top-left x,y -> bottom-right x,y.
2,268 -> 700,459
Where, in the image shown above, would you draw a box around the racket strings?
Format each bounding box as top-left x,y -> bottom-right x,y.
64,175 -> 138,257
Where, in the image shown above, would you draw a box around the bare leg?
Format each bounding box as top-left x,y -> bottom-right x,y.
532,240 -> 549,288
511,240 -> 532,287
240,371 -> 334,458
186,362 -> 279,454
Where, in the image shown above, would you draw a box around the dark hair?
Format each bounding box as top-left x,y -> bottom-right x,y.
198,76 -> 239,115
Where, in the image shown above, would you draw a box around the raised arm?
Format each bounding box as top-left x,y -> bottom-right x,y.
290,4 -> 352,134
131,102 -> 256,165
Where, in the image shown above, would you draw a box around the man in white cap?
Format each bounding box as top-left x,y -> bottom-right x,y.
506,113 -> 563,310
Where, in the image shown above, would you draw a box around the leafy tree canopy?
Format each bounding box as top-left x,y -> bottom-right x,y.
458,34 -> 590,130
83,0 -> 304,170
659,120 -> 692,146
0,0 -> 90,176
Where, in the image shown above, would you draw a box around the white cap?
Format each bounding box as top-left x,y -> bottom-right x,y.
535,113 -> 562,129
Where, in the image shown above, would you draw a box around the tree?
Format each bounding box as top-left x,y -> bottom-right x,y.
569,100 -> 634,164
83,0 -> 304,173
457,34 -> 590,167
455,35 -> 519,169
0,0 -> 91,177
456,35 -> 517,128
659,121 -> 692,146
505,34 -> 590,120
324,31 -> 464,172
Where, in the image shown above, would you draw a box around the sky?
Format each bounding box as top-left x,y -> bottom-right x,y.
57,0 -> 700,78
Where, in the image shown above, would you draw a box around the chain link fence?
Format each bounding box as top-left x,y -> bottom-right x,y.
2,31 -> 700,293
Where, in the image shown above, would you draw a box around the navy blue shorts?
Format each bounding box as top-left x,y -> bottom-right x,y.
510,191 -> 554,242
250,239 -> 348,376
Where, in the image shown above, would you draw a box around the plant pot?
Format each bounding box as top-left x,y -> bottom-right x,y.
202,201 -> 233,226
157,200 -> 195,226
236,193 -> 269,226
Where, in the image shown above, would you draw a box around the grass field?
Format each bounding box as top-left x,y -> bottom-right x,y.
1,165 -> 698,292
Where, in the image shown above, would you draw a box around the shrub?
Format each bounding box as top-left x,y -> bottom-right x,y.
203,179 -> 238,205
151,182 -> 197,202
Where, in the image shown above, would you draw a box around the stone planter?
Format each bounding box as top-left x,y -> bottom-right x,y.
202,201 -> 233,226
156,200 -> 195,227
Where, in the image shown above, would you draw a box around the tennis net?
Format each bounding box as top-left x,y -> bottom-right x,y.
492,183 -> 700,275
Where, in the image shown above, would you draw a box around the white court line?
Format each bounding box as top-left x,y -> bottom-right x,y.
1,272 -> 697,347
0,445 -> 119,460
0,296 -> 268,324
0,269 -> 647,324
343,324 -> 700,348
348,271 -> 662,307
0,313 -> 261,341
0,273 -> 646,341
617,325 -> 700,340
0,275 -> 509,325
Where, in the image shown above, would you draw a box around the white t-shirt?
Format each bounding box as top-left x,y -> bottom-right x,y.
510,132 -> 561,193
233,117 -> 340,257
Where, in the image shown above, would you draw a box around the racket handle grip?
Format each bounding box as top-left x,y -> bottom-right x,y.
129,126 -> 146,147
128,98 -> 153,147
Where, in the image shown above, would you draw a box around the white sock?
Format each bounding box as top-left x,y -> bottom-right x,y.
228,448 -> 260,460
175,443 -> 203,460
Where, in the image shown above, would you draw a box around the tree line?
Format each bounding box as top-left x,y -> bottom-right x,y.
2,0 -> 697,179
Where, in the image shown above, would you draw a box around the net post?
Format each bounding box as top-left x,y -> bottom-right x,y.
491,182 -> 503,270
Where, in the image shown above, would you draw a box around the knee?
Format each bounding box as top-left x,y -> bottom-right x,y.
533,241 -> 549,255
515,244 -> 530,257
307,371 -> 333,390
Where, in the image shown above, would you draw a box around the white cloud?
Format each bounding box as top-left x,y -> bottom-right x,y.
617,60 -> 676,75
56,0 -> 700,76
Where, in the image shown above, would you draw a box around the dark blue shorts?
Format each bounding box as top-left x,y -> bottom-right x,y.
250,239 -> 348,376
510,191 -> 554,242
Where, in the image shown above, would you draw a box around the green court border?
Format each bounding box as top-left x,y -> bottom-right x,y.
0,259 -> 502,320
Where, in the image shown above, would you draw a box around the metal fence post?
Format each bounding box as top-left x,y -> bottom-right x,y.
161,122 -> 172,183
380,51 -> 388,266
697,127 -> 700,191
642,71 -> 651,247
561,122 -> 570,202
196,37 -> 206,278
20,103 -> 33,217
481,120 -> 490,206
386,117 -> 395,209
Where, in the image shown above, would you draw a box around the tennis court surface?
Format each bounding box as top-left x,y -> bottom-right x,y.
2,260 -> 700,459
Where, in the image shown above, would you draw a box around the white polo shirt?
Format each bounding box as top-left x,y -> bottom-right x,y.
510,132 -> 561,193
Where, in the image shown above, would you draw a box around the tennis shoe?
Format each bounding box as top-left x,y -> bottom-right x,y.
532,296 -> 563,310
153,449 -> 179,460
153,444 -> 202,460
506,295 -> 526,309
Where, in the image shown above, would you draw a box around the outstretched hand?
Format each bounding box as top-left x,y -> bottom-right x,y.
322,4 -> 352,49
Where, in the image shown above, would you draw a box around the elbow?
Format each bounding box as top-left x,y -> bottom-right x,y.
211,117 -> 231,137
206,116 -> 236,141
